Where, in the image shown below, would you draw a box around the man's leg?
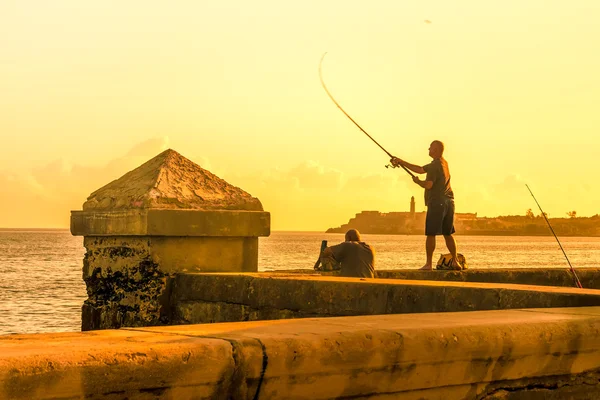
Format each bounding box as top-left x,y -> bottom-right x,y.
424,203 -> 443,270
443,234 -> 461,269
441,199 -> 461,269
420,235 -> 436,270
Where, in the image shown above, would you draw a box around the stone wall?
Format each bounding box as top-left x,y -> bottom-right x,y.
3,307 -> 600,399
81,235 -> 262,330
376,268 -> 600,289
282,268 -> 600,289
82,236 -> 172,330
170,273 -> 600,325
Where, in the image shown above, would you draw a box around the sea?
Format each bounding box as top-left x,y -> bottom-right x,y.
1,229 -> 600,335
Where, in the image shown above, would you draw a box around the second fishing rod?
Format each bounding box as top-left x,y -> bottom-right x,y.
526,184 -> 583,289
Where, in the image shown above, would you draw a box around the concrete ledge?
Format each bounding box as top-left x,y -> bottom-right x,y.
2,308 -> 600,399
0,330 -> 243,399
170,273 -> 600,325
377,268 -> 600,289
70,209 -> 270,237
281,268 -> 600,290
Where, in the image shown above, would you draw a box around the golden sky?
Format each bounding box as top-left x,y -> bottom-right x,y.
1,1 -> 599,230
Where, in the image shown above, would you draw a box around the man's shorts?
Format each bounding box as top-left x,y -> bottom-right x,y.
425,198 -> 456,236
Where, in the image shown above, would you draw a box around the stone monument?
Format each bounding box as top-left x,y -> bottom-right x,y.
71,149 -> 270,330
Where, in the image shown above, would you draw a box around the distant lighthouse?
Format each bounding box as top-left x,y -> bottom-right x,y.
410,196 -> 415,217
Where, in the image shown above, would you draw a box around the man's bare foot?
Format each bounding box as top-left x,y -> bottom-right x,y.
419,264 -> 433,270
451,259 -> 463,270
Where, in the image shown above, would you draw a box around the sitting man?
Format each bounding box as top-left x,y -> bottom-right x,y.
320,229 -> 375,278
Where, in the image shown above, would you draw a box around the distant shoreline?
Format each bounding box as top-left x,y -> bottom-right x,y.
324,230 -> 600,237
327,209 -> 600,238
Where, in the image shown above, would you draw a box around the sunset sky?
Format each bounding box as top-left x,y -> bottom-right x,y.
1,1 -> 599,230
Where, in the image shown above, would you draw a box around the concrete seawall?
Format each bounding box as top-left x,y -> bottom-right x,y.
2,307 -> 600,399
281,268 -> 600,289
376,268 -> 600,289
171,273 -> 600,325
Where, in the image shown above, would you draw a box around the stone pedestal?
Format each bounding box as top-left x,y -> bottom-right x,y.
70,149 -> 270,331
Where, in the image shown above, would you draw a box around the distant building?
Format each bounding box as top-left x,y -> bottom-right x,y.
327,197 -> 600,236
326,197 -> 477,234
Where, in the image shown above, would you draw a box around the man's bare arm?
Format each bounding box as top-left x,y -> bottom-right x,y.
412,176 -> 433,189
390,157 -> 425,174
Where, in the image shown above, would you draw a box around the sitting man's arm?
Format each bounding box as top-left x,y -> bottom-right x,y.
320,244 -> 344,272
322,243 -> 347,260
321,247 -> 334,259
320,246 -> 339,264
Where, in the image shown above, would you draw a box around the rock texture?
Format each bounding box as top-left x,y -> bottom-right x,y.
83,149 -> 263,211
81,237 -> 170,330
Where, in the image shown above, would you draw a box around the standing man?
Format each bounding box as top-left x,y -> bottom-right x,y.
320,229 -> 375,278
391,140 -> 462,270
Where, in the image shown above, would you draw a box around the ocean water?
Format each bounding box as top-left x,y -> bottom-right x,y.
1,229 -> 600,335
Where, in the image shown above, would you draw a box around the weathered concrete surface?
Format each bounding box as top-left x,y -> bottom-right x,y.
71,209 -> 270,237
377,268 -> 600,289
82,149 -> 263,211
0,330 -> 247,400
2,308 -> 600,399
282,268 -> 600,289
71,149 -> 270,331
171,273 -> 600,325
84,236 -> 259,276
81,238 -> 169,331
81,235 -> 260,330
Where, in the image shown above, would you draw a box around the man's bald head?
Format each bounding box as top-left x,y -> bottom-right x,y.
345,229 -> 361,242
429,140 -> 445,158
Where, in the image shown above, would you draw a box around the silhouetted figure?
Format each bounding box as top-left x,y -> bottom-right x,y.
390,140 -> 462,270
321,229 -> 375,278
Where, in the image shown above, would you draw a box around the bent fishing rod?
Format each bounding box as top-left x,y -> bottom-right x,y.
526,184 -> 583,289
319,52 -> 414,178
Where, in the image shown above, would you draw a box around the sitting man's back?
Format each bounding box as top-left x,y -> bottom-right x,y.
322,229 -> 375,278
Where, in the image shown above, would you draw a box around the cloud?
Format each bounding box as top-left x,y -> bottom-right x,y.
0,137 -> 172,228
6,149 -> 586,231
494,173 -> 526,192
225,166 -> 302,195
454,173 -> 568,218
125,137 -> 170,158
287,160 -> 344,190
223,161 -> 415,230
342,173 -> 403,193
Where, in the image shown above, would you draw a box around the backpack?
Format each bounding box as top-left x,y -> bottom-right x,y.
436,253 -> 467,270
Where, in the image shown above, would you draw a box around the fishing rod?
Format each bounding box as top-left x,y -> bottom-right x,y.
318,52 -> 414,178
526,184 -> 583,289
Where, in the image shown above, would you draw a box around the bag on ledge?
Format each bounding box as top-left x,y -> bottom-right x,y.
436,253 -> 468,271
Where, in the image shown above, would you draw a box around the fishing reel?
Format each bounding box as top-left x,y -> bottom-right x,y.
386,156 -> 404,169
385,160 -> 416,178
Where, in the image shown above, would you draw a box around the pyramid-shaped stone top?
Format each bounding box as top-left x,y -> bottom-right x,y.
82,149 -> 263,211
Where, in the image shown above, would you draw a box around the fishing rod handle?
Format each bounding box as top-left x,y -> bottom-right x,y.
388,158 -> 416,177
